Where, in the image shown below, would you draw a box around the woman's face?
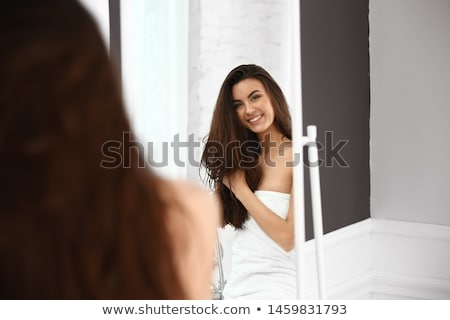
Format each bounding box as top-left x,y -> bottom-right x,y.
231,78 -> 276,136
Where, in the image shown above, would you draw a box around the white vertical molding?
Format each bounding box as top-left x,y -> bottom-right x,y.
307,126 -> 327,299
289,0 -> 306,299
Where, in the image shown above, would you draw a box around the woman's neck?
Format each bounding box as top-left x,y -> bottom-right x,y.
258,130 -> 287,152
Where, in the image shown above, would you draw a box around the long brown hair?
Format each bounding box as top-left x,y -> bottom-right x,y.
0,0 -> 185,299
201,64 -> 292,228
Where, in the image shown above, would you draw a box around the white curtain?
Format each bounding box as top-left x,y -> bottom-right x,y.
120,0 -> 189,179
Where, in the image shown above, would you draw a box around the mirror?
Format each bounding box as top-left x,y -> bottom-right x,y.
115,0 -> 450,301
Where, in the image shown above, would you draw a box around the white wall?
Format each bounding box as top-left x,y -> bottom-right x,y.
370,0 -> 450,226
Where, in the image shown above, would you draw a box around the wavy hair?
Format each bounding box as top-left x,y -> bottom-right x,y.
0,0 -> 186,299
201,64 -> 292,228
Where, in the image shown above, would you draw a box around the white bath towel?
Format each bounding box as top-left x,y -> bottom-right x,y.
223,190 -> 297,299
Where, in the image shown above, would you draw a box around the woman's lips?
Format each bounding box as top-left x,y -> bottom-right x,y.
248,114 -> 262,123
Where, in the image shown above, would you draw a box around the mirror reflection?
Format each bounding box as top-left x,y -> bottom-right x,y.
201,65 -> 297,299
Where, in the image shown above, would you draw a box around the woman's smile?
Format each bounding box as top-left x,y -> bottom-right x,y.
248,114 -> 263,123
232,78 -> 275,136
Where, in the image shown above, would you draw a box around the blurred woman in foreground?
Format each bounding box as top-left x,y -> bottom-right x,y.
0,0 -> 219,299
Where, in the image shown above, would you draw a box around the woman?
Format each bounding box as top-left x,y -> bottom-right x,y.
0,0 -> 219,299
201,64 -> 296,299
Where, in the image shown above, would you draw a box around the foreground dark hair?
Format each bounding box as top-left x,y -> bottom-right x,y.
201,64 -> 292,228
0,0 -> 185,299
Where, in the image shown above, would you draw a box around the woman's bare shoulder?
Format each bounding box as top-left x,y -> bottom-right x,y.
170,180 -> 219,212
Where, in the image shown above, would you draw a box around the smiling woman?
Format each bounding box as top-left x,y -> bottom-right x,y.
201,64 -> 297,299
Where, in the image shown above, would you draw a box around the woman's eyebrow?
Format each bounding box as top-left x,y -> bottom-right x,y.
232,89 -> 262,103
247,90 -> 261,98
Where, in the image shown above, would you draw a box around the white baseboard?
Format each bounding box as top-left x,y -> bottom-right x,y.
370,219 -> 450,299
372,271 -> 450,300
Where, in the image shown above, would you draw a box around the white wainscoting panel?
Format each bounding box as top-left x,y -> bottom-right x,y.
371,219 -> 450,299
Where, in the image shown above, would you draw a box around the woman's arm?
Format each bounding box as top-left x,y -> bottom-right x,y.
224,171 -> 295,252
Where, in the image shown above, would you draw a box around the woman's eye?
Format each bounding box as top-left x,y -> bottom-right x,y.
250,95 -> 261,101
234,103 -> 243,109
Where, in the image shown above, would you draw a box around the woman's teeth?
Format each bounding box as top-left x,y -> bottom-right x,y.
248,115 -> 262,123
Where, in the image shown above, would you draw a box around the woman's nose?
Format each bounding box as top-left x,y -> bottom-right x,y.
245,104 -> 255,115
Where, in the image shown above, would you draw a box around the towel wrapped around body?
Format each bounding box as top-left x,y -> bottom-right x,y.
223,190 -> 297,299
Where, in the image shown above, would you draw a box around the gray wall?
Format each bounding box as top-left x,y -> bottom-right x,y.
301,0 -> 371,239
370,0 -> 450,226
